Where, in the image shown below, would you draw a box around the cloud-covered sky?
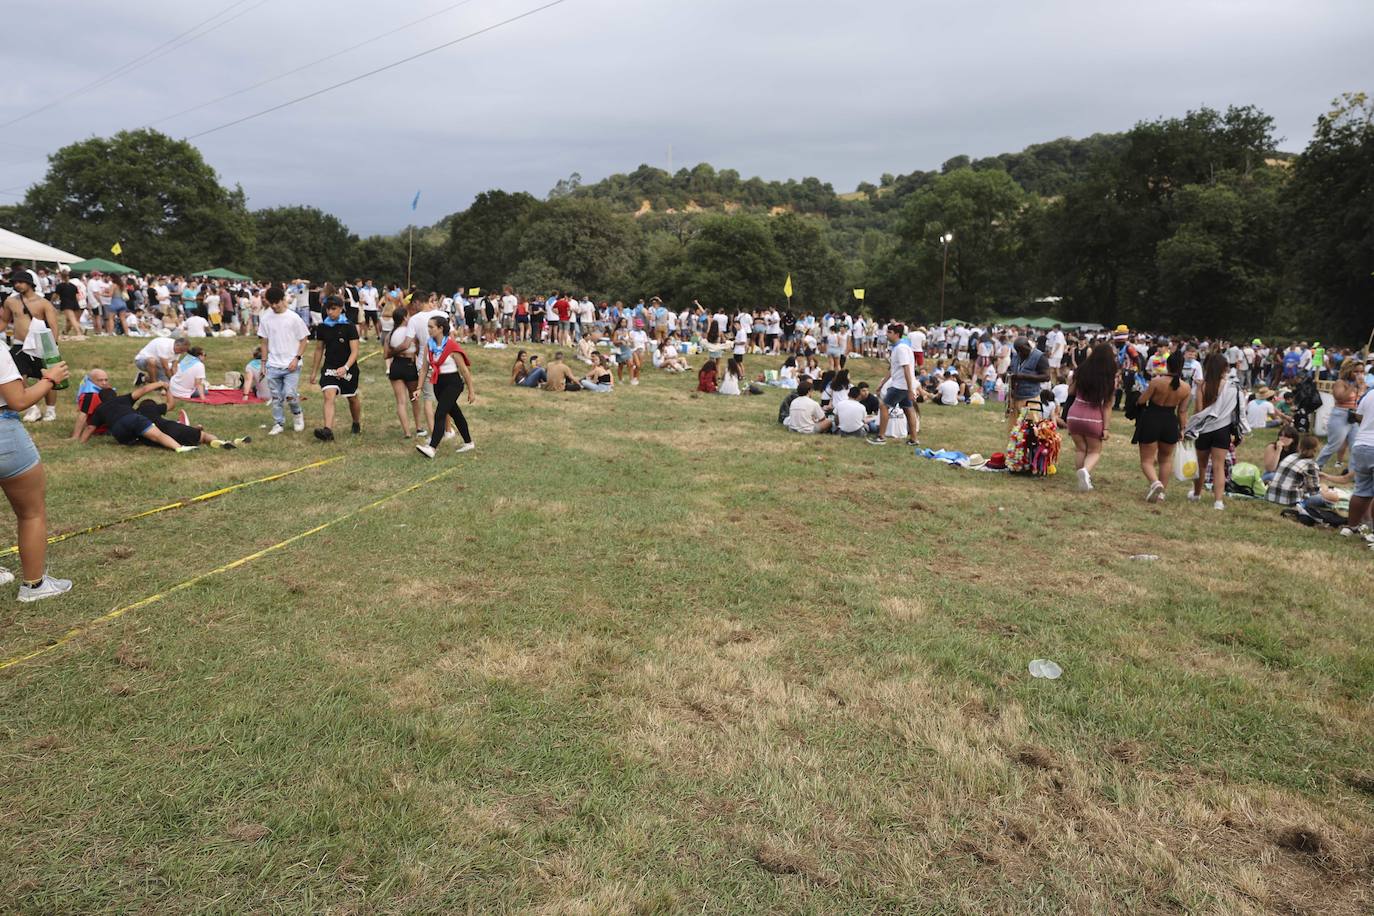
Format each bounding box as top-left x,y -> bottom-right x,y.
4,0 -> 1370,234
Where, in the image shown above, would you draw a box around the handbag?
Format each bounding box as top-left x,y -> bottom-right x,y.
1174,439 -> 1199,481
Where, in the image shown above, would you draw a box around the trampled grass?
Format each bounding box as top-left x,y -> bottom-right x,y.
2,335 -> 1372,913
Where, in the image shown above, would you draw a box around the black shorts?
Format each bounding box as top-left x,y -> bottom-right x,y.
388,358 -> 418,382
8,345 -> 43,381
1193,426 -> 1234,452
346,306 -> 361,325
58,301 -> 81,312
320,366 -> 359,397
152,417 -> 202,447
1131,404 -> 1181,445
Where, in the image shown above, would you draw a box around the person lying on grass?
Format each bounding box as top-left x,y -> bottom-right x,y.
72,370 -> 248,452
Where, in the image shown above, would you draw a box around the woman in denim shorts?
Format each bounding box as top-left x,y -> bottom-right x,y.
0,341 -> 72,601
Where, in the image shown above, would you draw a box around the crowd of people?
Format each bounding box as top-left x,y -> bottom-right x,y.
2,261 -> 1371,603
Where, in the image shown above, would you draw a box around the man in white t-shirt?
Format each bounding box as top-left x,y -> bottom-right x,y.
257,287 -> 311,434
357,278 -> 380,341
1045,326 -> 1066,380
501,287 -> 519,344
784,377 -> 832,434
909,327 -> 926,368
179,314 -> 211,337
407,301 -> 448,433
1344,387 -> 1374,534
833,385 -> 869,436
937,373 -> 961,406
869,323 -> 920,446
134,336 -> 187,384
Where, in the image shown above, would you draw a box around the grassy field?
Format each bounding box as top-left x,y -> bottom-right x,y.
1,335 -> 1372,913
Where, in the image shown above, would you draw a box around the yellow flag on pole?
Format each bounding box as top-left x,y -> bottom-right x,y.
853,288 -> 865,301
783,274 -> 793,299
111,241 -> 123,256
468,287 -> 481,296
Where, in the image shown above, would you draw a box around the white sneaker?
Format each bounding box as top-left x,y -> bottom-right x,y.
292,415 -> 305,432
1146,481 -> 1164,503
41,406 -> 56,422
630,378 -> 639,386
455,442 -> 474,453
21,405 -> 40,423
415,429 -> 427,439
1213,500 -> 1225,511
0,567 -> 13,586
17,574 -> 73,603
415,443 -> 436,459
268,424 -> 284,436
1076,468 -> 1092,492
443,429 -> 456,440
1186,492 -> 1201,503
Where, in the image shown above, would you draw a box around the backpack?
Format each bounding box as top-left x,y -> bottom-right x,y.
1293,378 -> 1322,413
1228,461 -> 1266,498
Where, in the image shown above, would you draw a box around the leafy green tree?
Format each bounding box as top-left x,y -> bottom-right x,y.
1283,92 -> 1374,341
348,235 -> 407,285
444,190 -> 539,289
252,206 -> 356,281
1040,105 -> 1280,327
17,128 -> 253,273
663,214 -> 785,309
1154,170 -> 1285,337
515,198 -> 639,296
769,213 -> 847,310
871,168 -> 1033,320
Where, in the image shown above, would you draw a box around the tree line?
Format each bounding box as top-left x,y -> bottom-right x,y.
3,94 -> 1370,341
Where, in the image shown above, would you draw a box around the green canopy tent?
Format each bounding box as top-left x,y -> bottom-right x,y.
940,318 -> 968,327
1022,316 -> 1061,329
68,257 -> 139,275
191,267 -> 251,280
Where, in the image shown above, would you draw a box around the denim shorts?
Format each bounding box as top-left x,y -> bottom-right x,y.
0,412 -> 41,479
1351,444 -> 1374,499
882,386 -> 913,410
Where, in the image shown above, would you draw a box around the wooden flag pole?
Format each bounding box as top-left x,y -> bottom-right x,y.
406,226 -> 414,289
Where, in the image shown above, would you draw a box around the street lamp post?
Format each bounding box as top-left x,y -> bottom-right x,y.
938,232 -> 953,324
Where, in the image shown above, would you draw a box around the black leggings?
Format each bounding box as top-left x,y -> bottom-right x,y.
430,373 -> 471,449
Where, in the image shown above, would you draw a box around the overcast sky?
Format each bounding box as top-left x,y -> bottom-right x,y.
4,0 -> 1370,235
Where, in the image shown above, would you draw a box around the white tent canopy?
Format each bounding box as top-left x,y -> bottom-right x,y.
0,227 -> 81,264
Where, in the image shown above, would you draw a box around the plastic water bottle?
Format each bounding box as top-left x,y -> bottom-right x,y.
36,328 -> 68,390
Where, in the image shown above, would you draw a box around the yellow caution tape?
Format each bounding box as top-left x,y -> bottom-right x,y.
0,466 -> 459,673
0,457 -> 343,557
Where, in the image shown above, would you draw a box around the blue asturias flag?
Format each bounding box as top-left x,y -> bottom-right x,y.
411,190 -> 421,211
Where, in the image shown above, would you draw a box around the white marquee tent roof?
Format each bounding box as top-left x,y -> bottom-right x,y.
0,227 -> 81,264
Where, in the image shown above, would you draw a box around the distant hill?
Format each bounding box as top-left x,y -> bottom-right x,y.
560,132 -> 1133,221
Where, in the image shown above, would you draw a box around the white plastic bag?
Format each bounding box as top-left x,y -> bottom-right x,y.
1174,439 -> 1199,481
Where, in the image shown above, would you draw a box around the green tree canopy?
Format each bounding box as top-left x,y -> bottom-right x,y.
515,198 -> 639,297
252,206 -> 356,282
16,128 -> 253,273
1283,93 -> 1374,341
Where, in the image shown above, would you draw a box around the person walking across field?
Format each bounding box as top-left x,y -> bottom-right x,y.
309,296 -> 361,441
258,286 -> 310,436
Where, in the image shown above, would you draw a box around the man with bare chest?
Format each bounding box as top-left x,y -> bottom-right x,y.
0,267 -> 61,422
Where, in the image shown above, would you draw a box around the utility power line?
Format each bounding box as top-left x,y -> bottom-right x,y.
152,0 -> 488,127
0,0 -> 268,129
186,0 -> 571,140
